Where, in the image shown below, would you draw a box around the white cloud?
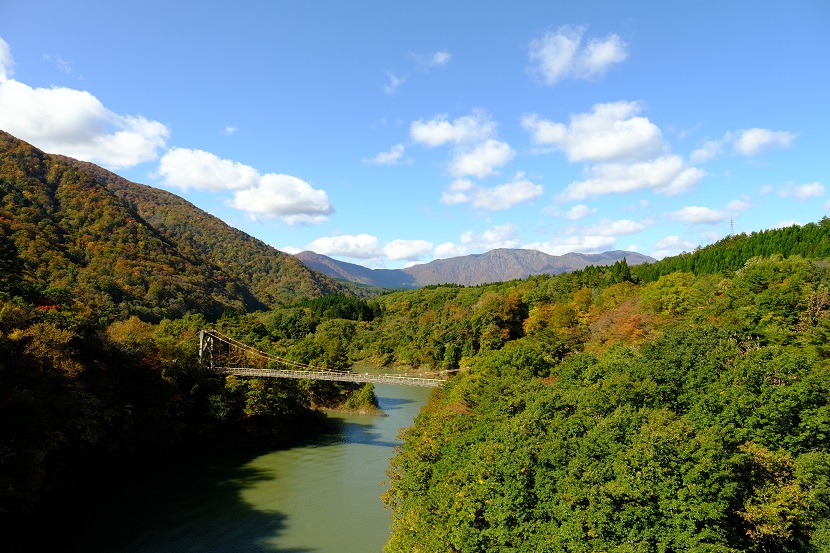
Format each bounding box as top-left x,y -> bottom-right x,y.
666,199 -> 751,229
430,51 -> 451,66
155,148 -> 334,223
562,155 -> 705,200
656,236 -> 695,251
440,179 -> 474,205
365,143 -> 405,165
689,137 -> 725,164
307,234 -> 381,259
222,126 -> 239,135
466,224 -> 521,249
586,219 -> 649,236
580,34 -> 628,76
56,56 -> 72,74
528,26 -> 581,86
156,148 -> 260,191
760,185 -> 774,195
449,139 -> 516,178
384,239 -> 433,261
689,128 -> 794,162
0,79 -> 169,169
433,242 -> 466,259
303,236 -> 433,264
779,182 -> 824,201
470,175 -> 543,210
526,235 -> 617,256
414,50 -> 452,70
669,206 -> 726,224
0,37 -> 14,79
565,204 -> 596,220
726,198 -> 751,212
44,54 -> 72,74
410,111 -> 496,147
281,245 -> 302,255
734,128 -> 796,156
384,71 -> 404,95
411,110 -> 516,180
229,173 -> 333,224
442,173 -> 542,210
522,101 -> 664,163
772,220 -> 803,229
0,38 -> 168,169
528,25 -> 627,86
436,224 -> 521,258
651,235 -> 697,259
524,217 -> 646,256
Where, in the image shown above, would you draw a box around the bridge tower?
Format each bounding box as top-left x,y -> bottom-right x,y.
199,330 -> 215,371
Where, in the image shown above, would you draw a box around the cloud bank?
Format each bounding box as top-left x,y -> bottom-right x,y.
0,37 -> 169,169
523,101 -> 665,162
157,148 -> 333,224
411,110 -> 516,184
306,234 -> 434,263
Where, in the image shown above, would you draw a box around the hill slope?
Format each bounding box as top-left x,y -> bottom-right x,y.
0,131 -> 343,320
296,248 -> 654,288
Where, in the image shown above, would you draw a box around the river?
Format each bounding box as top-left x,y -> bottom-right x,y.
94,383 -> 432,553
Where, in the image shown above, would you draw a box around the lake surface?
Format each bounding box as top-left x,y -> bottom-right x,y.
96,383 -> 432,553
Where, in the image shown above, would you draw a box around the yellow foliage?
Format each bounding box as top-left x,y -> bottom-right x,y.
10,321 -> 84,376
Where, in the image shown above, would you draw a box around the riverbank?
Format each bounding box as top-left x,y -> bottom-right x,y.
5,409 -> 336,553
92,384 -> 429,552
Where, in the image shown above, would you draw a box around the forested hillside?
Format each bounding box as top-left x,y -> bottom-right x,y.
173,221 -> 830,551
0,235 -> 374,551
372,236 -> 830,551
3,124 -> 830,551
0,132 -> 364,551
65,155 -> 343,308
0,131 -> 344,323
634,220 -> 830,281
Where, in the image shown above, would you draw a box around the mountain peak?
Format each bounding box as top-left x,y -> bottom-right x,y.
296,248 -> 654,288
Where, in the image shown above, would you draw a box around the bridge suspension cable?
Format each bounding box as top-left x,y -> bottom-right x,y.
199,329 -> 447,388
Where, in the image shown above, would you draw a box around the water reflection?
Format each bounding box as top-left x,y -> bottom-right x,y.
375,396 -> 416,411
90,458 -> 311,553
96,384 -> 431,553
340,419 -> 398,448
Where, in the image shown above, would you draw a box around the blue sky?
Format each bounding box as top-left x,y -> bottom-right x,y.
1,1 -> 828,268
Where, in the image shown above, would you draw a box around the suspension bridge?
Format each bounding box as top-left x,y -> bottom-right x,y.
199,330 -> 448,388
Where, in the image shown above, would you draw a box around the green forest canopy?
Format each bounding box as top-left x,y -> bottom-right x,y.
3,170 -> 830,550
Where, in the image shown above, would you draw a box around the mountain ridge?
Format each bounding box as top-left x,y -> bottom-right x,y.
295,248 -> 655,288
0,130 -> 345,320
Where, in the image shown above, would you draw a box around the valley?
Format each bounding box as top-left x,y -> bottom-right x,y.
2,133 -> 830,551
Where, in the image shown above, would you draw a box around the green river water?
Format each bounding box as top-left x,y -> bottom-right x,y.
94,383 -> 432,553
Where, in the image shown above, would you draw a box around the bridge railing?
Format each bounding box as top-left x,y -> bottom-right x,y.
200,330 -> 448,388
213,366 -> 445,387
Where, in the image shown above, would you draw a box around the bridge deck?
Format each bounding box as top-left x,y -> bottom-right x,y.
201,329 -> 448,388
213,367 -> 446,388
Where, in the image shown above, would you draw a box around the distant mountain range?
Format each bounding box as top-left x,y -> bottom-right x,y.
295,248 -> 655,288
0,129 -> 655,320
